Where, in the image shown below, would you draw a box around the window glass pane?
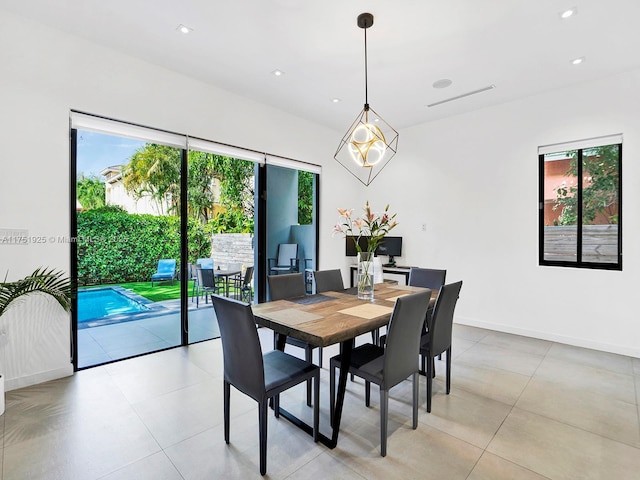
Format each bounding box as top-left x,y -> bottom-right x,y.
542,150 -> 578,262
580,144 -> 620,263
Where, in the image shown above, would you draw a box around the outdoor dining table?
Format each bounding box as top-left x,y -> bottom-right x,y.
251,282 -> 437,449
214,268 -> 242,297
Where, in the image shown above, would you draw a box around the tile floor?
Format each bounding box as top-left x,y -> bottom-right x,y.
2,324 -> 639,479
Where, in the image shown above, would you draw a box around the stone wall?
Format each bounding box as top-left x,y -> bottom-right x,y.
211,233 -> 254,269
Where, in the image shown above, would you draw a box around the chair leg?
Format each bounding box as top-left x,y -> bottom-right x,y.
305,347 -> 312,407
313,372 -> 320,442
224,380 -> 230,443
259,401 -> 268,476
274,394 -> 280,418
446,347 -> 452,394
426,355 -> 433,413
412,371 -> 418,429
380,388 -> 389,457
365,380 -> 371,407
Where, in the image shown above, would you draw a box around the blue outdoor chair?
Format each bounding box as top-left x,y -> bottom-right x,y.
151,259 -> 177,286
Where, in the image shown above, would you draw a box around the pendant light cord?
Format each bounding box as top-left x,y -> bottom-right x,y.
364,26 -> 369,109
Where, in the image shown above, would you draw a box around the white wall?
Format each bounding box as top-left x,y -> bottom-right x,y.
1,9 -> 638,370
372,69 -> 640,357
0,11 -> 362,386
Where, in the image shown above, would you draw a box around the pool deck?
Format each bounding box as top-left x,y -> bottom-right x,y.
78,298 -> 221,368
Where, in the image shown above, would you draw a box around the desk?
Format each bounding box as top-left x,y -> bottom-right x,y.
252,282 -> 436,449
349,264 -> 412,288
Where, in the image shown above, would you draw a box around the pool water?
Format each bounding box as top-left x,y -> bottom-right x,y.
78,288 -> 149,322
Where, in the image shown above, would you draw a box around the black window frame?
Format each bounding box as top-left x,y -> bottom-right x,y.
538,140 -> 622,271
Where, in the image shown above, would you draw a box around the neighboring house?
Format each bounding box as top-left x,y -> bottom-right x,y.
101,165 -> 171,215
543,154 -> 618,226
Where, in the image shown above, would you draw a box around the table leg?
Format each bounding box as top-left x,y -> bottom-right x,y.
268,333 -> 352,449
330,338 -> 353,445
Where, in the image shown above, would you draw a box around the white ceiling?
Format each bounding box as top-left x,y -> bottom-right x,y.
2,0 -> 640,131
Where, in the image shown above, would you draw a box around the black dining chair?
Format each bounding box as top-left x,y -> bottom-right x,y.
329,290 -> 431,456
420,280 -> 462,412
312,269 -> 345,293
211,294 -> 319,476
195,267 -> 220,307
380,267 -> 447,347
267,273 -> 320,406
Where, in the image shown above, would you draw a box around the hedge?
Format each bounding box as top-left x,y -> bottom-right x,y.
77,208 -> 211,285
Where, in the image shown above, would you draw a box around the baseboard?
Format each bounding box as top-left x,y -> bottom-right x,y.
5,365 -> 74,392
455,316 -> 640,359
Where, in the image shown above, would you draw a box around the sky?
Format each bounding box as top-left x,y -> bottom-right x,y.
77,130 -> 145,178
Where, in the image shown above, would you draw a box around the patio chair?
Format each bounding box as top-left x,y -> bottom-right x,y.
197,258 -> 214,269
268,243 -> 299,275
150,259 -> 177,287
231,266 -> 254,303
195,267 -> 220,307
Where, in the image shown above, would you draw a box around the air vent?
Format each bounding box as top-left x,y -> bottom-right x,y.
427,85 -> 496,107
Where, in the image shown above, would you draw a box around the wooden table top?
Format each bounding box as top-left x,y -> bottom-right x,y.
252,283 -> 436,347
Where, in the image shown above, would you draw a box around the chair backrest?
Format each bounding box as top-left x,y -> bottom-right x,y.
188,263 -> 198,279
276,243 -> 298,266
157,259 -> 176,274
211,295 -> 265,401
197,258 -> 214,269
383,290 -> 431,389
243,266 -> 254,287
429,281 -> 463,356
408,267 -> 446,290
197,267 -> 216,288
267,273 -> 306,300
313,269 -> 345,293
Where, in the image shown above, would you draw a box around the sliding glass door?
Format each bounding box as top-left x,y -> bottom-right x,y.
186,146 -> 257,343
71,112 -> 320,369
74,128 -> 184,368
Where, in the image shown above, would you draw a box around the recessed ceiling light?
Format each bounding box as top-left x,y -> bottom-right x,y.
432,79 -> 453,89
332,98 -> 341,103
571,56 -> 585,65
271,69 -> 284,77
560,7 -> 577,19
176,24 -> 193,34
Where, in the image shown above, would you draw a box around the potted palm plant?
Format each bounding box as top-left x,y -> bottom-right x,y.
0,267 -> 71,317
0,268 -> 71,413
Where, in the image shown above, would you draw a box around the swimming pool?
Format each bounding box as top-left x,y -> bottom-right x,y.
78,287 -> 150,322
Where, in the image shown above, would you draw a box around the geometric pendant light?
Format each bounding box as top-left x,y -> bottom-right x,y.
334,12 -> 399,186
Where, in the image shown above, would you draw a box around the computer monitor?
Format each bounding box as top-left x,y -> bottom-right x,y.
345,236 -> 369,256
376,236 -> 402,266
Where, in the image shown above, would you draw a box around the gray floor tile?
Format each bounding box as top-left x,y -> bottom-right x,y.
97,452 -> 183,480
534,355 -> 636,404
419,386 -> 513,449
487,408 -> 640,480
455,341 -> 545,377
450,361 -> 531,406
546,342 -> 634,376
479,331 -> 553,356
2,325 -> 639,480
516,375 -> 640,447
467,452 -> 550,480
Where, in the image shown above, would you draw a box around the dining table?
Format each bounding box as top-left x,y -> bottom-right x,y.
251,282 -> 437,449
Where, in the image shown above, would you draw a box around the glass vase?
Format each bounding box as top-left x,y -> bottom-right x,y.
357,251 -> 374,301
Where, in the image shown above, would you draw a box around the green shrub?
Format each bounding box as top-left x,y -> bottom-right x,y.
77,208 -> 211,285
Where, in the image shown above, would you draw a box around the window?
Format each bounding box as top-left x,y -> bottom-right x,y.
539,134 -> 622,270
